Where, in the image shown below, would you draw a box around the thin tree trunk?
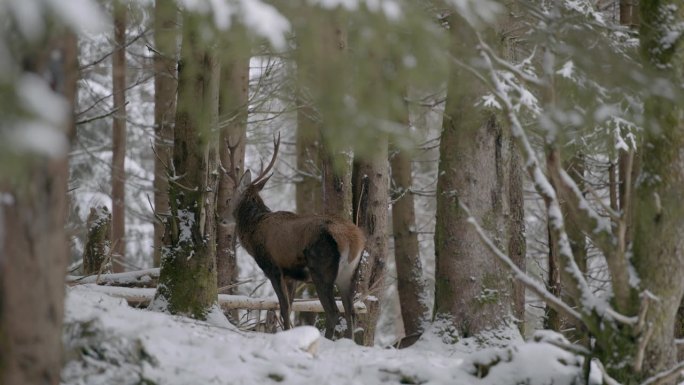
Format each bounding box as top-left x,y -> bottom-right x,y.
111,3 -> 127,272
295,104 -> 322,215
151,14 -> 221,319
216,36 -> 249,293
294,42 -> 322,329
153,0 -> 177,267
353,135 -> 389,346
508,138 -> 526,333
562,155 -> 588,343
501,1 -> 527,334
1,31 -> 78,385
545,224 -> 562,331
390,105 -> 428,343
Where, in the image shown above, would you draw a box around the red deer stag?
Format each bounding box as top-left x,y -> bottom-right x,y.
224,134 -> 365,339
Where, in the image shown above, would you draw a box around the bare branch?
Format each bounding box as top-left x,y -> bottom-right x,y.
76,101 -> 129,126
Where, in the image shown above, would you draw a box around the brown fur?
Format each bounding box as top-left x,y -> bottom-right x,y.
328,221 -> 365,263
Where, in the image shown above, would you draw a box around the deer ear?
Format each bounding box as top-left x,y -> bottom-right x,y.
253,174 -> 271,191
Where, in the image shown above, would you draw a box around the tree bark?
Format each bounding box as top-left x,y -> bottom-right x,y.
153,0 -> 177,268
627,1 -> 684,379
390,106 -> 428,342
433,15 -> 512,337
151,13 -> 221,320
82,206 -> 112,275
507,138 -> 526,333
111,2 -> 127,272
216,33 -> 249,293
295,101 -> 322,215
353,135 -> 389,346
293,10 -> 352,221
1,30 -> 78,385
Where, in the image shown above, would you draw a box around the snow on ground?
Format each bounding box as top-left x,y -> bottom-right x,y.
62,286 -> 586,385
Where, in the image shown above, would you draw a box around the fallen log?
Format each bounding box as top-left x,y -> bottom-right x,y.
67,268 -> 159,288
77,284 -> 367,314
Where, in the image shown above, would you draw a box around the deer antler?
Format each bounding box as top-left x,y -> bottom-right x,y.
252,132 -> 281,186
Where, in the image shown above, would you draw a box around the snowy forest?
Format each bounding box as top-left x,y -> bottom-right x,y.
2,0 -> 684,384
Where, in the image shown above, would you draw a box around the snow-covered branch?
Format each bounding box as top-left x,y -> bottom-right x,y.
471,37 -> 600,323
640,360 -> 684,385
460,203 -> 584,327
67,268 -> 159,287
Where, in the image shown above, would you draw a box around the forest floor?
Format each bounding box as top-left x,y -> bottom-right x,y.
61,286 -> 595,385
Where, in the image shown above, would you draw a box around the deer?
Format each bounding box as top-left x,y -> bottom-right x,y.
223,134 -> 365,339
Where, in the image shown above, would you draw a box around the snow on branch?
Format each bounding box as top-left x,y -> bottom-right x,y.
640,360 -> 684,385
67,268 -> 159,287
472,34 -> 642,329
471,36 -> 598,316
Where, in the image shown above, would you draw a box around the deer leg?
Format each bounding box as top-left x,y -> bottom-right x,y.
309,269 -> 339,339
338,286 -> 355,339
267,270 -> 292,330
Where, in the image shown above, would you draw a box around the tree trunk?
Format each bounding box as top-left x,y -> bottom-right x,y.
294,54 -> 322,329
507,138 -> 526,333
1,31 -> 78,385
321,139 -> 353,221
628,1 -> 684,378
153,0 -> 177,267
500,2 -> 527,335
216,34 -> 249,293
82,206 -> 112,275
433,15 -> 512,337
295,102 -> 322,215
390,105 -> 428,342
295,13 -> 352,330
545,224 -> 562,332
620,0 -> 640,28
353,135 -> 389,346
293,10 -> 352,221
561,155 -> 588,343
151,14 -> 221,320
594,1 -> 684,381
111,2 -> 127,272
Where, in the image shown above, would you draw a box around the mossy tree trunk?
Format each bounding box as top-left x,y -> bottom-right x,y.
623,0 -> 684,379
152,0 -> 177,268
82,206 -> 112,275
151,13 -> 220,320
